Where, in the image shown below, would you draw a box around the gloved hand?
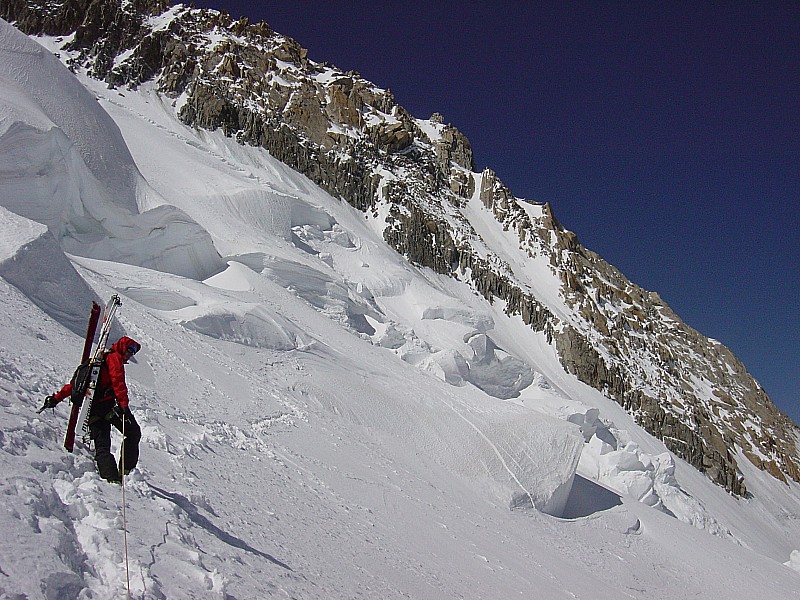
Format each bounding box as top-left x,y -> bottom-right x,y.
107,403 -> 125,422
37,395 -> 59,414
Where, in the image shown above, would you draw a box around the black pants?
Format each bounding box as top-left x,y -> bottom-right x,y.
89,404 -> 141,481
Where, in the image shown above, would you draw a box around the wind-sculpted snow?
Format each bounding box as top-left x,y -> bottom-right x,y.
0,119 -> 111,233
0,206 -> 101,336
177,301 -> 309,351
420,334 -> 536,400
0,19 -> 139,213
0,19 -> 225,281
260,255 -> 379,335
303,344 -> 584,515
84,254 -> 583,512
0,204 -> 46,263
218,188 -> 341,246
0,114 -> 222,282
90,258 -> 312,351
566,406 -> 742,539
67,202 -> 224,281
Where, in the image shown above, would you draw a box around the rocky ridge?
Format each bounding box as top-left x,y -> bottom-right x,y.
3,0 -> 798,495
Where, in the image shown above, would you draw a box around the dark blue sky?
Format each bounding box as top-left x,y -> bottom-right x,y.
190,1 -> 799,424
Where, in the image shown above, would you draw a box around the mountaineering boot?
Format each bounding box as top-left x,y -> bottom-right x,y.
97,453 -> 121,482
92,419 -> 121,482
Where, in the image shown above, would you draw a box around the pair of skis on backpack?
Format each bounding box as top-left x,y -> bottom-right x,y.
37,295 -> 122,452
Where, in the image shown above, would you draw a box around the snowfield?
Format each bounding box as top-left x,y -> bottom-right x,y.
1,18 -> 799,599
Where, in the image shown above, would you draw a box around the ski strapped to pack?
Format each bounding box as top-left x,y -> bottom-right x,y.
63,301 -> 101,451
63,294 -> 122,451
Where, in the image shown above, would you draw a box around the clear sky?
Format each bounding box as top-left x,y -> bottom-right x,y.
188,1 -> 799,424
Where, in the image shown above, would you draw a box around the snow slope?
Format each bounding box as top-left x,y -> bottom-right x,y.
1,19 -> 799,599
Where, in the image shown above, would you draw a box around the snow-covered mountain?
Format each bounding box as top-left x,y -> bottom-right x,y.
1,3 -> 799,598
7,0 -> 793,497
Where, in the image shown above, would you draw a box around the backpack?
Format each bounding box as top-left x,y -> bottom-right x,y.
69,354 -> 105,404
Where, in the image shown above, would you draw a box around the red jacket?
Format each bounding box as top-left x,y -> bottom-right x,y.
54,336 -> 139,409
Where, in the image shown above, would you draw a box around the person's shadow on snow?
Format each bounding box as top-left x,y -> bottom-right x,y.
147,483 -> 292,571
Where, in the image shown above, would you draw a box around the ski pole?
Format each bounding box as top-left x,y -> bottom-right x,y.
121,414 -> 131,600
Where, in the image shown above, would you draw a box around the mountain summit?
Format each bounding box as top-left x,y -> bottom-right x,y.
1,2 -> 799,597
